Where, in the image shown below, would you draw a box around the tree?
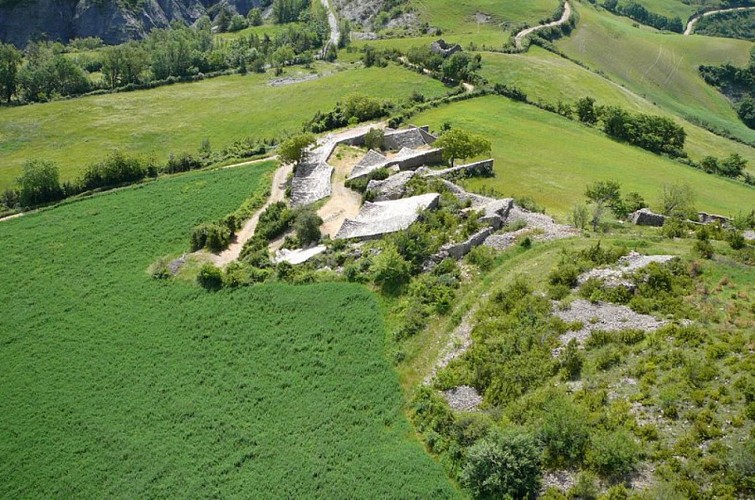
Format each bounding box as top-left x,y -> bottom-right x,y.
228,14 -> 249,32
17,159 -> 63,207
441,51 -> 481,82
0,42 -> 21,103
364,128 -> 385,151
585,181 -> 625,229
575,96 -> 597,125
461,429 -> 541,499
435,128 -> 492,167
247,8 -> 263,26
294,209 -> 322,246
101,43 -> 147,89
719,153 -> 747,178
660,182 -> 696,218
278,134 -> 316,165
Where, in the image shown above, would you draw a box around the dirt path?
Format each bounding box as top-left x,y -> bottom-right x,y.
317,148 -> 362,238
221,155 -> 278,170
0,212 -> 25,223
209,161 -> 292,267
514,1 -> 572,50
684,6 -> 755,35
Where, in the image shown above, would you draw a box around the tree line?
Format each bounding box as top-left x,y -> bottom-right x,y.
0,0 -> 333,104
602,0 -> 684,33
699,50 -> 755,130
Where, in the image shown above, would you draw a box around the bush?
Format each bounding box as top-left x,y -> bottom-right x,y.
364,127 -> 385,151
294,209 -> 323,246
257,201 -> 294,241
466,245 -> 497,272
693,239 -> 714,259
461,429 -> 541,499
538,397 -> 590,466
190,223 -> 232,252
16,159 -> 63,207
560,339 -> 583,380
80,150 -> 149,191
586,429 -> 639,478
371,242 -> 411,293
197,263 -> 223,290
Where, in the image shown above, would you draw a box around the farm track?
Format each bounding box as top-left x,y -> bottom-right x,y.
209,161 -> 293,267
684,6 -> 755,35
514,1 -> 573,50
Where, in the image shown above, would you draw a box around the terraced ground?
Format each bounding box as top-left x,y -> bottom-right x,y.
412,95 -> 755,216
0,165 -> 457,498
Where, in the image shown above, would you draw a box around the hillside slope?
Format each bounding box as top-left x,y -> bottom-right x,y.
0,0 -> 261,47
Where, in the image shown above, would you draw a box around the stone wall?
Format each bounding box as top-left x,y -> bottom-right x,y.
438,227 -> 495,259
423,159 -> 494,179
631,208 -> 666,227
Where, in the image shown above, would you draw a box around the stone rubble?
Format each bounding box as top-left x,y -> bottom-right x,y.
442,385 -> 483,412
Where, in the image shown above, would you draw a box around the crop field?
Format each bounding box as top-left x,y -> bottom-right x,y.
412,95 -> 755,216
0,165 -> 456,497
556,5 -> 755,145
478,48 -> 755,165
0,64 -> 449,189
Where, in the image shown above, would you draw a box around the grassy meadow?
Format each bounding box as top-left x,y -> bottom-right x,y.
478,48 -> 755,165
0,165 -> 456,497
0,64 -> 449,189
556,4 -> 755,145
412,95 -> 755,217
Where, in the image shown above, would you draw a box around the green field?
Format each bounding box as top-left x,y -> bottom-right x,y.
0,64 -> 449,189
478,48 -> 755,165
0,165 -> 456,497
556,5 -> 755,145
413,95 -> 755,216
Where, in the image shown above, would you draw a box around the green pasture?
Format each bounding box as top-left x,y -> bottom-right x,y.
0,164 -> 456,498
0,63 -> 449,189
412,95 -> 755,217
556,5 -> 755,145
478,48 -> 755,165
215,22 -> 292,42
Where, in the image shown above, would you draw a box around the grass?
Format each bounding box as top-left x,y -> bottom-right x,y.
412,95 -> 755,217
0,165 -> 457,497
0,63 -> 449,189
478,47 -> 755,166
556,4 -> 755,145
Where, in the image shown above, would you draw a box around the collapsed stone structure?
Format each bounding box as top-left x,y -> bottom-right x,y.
430,39 -> 462,58
335,193 -> 441,240
630,208 -> 666,227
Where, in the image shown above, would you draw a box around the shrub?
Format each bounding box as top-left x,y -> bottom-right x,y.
294,209 -> 323,246
466,245 -> 497,272
197,263 -> 223,290
560,339 -> 583,381
568,203 -> 590,230
371,242 -> 411,293
80,150 -> 149,191
461,429 -> 541,499
364,128 -> 385,151
257,201 -> 294,241
190,223 -> 232,252
538,397 -> 590,466
586,429 -> 639,478
568,471 -> 599,500
16,159 -> 63,207
693,239 -> 714,259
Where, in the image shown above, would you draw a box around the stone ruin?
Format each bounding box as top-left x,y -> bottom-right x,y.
430,39 -> 462,58
630,208 -> 666,227
335,193 -> 441,241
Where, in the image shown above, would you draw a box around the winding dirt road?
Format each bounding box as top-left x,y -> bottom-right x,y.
684,6 -> 755,35
514,1 -> 573,50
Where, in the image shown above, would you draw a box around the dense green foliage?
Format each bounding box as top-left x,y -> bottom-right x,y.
0,164 -> 457,497
602,0 -> 684,32
15,159 -> 64,207
694,8 -> 755,40
700,52 -> 755,129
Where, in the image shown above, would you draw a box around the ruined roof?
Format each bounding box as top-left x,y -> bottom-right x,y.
348,149 -> 388,180
335,193 -> 441,240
